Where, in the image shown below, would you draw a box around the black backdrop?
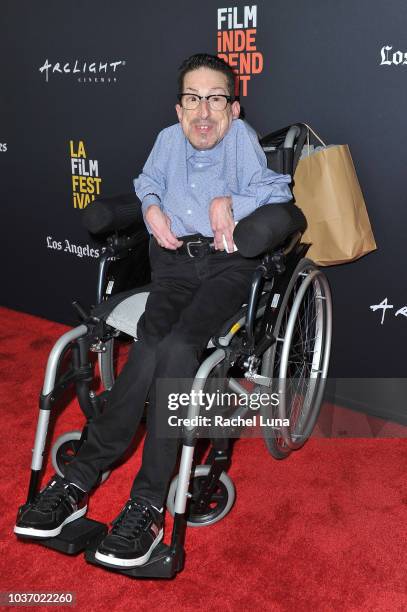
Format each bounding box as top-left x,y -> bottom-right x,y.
1,1 -> 406,416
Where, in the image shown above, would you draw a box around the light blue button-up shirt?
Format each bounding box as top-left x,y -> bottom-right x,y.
133,119 -> 292,237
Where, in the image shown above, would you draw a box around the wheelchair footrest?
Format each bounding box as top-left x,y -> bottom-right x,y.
16,518 -> 108,555
84,542 -> 185,579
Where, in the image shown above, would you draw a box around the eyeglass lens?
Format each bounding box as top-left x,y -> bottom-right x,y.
181,95 -> 228,110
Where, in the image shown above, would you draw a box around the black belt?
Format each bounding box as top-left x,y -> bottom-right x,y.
176,235 -> 216,258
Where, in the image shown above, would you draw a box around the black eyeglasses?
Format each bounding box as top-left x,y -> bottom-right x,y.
178,93 -> 232,111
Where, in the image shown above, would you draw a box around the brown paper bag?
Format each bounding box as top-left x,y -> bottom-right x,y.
292,135 -> 377,266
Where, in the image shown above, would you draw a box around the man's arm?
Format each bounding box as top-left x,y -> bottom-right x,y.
230,121 -> 293,218
133,128 -> 182,249
209,121 -> 292,252
133,130 -> 167,217
144,205 -> 183,250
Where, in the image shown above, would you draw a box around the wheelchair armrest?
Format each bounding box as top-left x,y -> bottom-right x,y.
96,229 -> 150,305
233,202 -> 307,258
82,193 -> 145,236
103,229 -> 149,257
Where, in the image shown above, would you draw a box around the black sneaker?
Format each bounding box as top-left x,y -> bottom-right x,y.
95,499 -> 163,568
14,475 -> 88,538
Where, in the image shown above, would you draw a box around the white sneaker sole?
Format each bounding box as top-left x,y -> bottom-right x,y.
14,505 -> 87,538
94,529 -> 164,568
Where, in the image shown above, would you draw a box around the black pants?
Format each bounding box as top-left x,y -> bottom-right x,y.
64,238 -> 259,508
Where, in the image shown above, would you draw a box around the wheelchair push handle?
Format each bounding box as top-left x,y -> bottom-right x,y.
72,300 -> 90,321
260,122 -> 308,176
283,125 -> 301,149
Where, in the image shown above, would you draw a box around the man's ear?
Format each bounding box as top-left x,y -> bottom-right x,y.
231,100 -> 241,119
175,104 -> 183,122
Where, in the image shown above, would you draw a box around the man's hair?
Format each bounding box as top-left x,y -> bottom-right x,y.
178,53 -> 236,98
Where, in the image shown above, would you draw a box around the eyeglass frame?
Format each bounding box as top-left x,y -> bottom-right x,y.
177,93 -> 233,111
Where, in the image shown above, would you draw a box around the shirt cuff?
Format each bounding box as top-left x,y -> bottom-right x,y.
141,194 -> 162,216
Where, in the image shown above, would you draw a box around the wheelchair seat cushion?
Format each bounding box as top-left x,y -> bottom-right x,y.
92,283 -> 269,347
105,290 -> 150,338
91,285 -> 152,338
233,202 -> 307,258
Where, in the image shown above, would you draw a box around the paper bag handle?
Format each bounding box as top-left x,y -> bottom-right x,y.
304,124 -> 327,149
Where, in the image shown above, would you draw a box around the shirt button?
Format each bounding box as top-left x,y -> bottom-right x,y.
187,209 -> 192,214
197,163 -> 203,168
190,183 -> 195,188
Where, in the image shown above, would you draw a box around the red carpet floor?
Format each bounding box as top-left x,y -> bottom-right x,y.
1,306 -> 407,611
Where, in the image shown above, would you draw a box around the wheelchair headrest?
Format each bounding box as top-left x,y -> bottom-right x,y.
233,202 -> 307,258
82,193 -> 145,235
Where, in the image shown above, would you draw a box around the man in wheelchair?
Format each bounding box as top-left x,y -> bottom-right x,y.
14,53 -> 297,568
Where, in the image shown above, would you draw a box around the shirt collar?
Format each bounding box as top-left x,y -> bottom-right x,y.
186,136 -> 224,162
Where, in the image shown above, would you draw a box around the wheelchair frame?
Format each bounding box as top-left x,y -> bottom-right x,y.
16,124 -> 332,579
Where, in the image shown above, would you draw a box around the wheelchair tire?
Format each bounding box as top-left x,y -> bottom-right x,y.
261,258 -> 332,459
166,465 -> 235,527
51,431 -> 110,484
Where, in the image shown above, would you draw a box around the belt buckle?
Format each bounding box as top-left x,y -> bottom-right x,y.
186,240 -> 205,258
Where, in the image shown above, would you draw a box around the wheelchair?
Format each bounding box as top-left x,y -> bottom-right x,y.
16,123 -> 332,578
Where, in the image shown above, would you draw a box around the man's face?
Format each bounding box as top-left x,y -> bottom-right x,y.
175,66 -> 240,150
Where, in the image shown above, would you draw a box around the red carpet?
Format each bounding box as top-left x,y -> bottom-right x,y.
1,306 -> 407,611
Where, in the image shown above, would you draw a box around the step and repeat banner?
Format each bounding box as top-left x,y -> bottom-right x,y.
1,1 -> 406,418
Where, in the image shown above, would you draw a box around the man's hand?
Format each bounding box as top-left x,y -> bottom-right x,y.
209,196 -> 235,252
145,205 -> 183,250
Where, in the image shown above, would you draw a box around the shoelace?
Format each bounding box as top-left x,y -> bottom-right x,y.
110,501 -> 152,540
33,479 -> 72,511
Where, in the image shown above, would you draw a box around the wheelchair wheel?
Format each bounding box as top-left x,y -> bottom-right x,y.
51,431 -> 110,484
261,258 -> 332,459
166,465 -> 235,527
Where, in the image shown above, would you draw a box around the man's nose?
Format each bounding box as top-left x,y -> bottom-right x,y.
198,98 -> 210,119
